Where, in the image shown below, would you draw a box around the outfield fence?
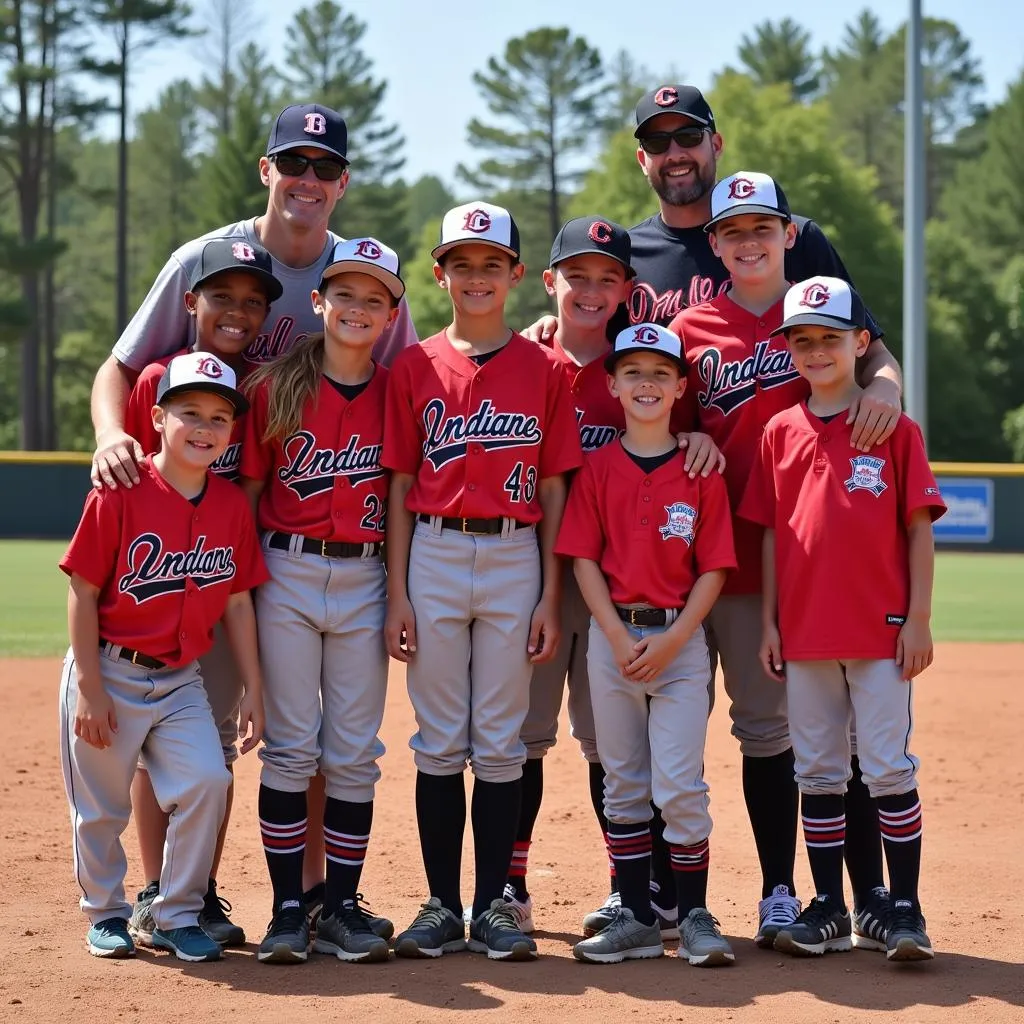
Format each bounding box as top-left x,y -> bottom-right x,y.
1,453 -> 1022,550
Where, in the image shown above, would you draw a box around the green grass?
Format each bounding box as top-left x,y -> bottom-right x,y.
0,542 -> 1022,657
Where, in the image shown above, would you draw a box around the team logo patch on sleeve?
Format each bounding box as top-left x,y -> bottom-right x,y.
845,455 -> 887,496
659,502 -> 696,544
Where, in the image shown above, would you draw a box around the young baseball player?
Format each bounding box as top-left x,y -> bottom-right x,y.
121,236 -> 281,949
509,216 -> 719,937
239,237 -> 404,965
383,201 -> 582,962
740,277 -> 945,962
58,352 -> 266,963
667,171 -> 894,949
559,323 -> 736,966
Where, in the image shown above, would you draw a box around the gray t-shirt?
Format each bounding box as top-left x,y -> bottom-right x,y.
112,218 -> 418,371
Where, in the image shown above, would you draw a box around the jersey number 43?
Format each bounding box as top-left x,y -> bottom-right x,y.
504,462 -> 537,504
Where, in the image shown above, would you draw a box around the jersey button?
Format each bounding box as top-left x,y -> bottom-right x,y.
643,496 -> 651,503
643,479 -> 651,487
180,631 -> 187,640
641,517 -> 649,525
333,511 -> 342,519
822,434 -> 830,442
468,484 -> 477,491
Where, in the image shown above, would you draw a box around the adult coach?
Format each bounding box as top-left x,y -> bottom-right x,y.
527,85 -> 900,945
89,102 -> 417,942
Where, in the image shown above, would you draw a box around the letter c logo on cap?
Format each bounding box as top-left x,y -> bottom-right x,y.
654,86 -> 679,107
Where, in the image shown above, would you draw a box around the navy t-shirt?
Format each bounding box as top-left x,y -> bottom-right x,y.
614,214 -> 882,339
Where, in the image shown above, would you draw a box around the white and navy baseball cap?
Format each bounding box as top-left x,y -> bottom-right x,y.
604,322 -> 687,373
634,84 -> 716,137
189,237 -> 283,301
320,237 -> 405,300
771,276 -> 867,336
431,201 -> 521,261
266,103 -> 348,163
549,216 -> 633,276
705,172 -> 792,232
156,352 -> 249,415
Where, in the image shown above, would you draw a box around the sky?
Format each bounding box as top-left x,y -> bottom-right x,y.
114,0 -> 1023,185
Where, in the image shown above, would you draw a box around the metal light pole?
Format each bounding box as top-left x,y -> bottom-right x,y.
904,0 -> 927,444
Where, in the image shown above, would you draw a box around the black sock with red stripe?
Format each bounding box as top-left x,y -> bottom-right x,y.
415,771 -> 466,917
323,797 -> 372,916
877,789 -> 923,905
743,750 -> 799,898
471,778 -> 522,919
649,803 -> 677,910
588,762 -> 616,893
607,821 -> 655,926
670,838 -> 710,919
843,756 -> 885,907
258,784 -> 307,909
507,758 -> 543,901
802,793 -> 847,909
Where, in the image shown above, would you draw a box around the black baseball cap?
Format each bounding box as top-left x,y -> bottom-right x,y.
266,103 -> 348,163
634,85 -> 716,137
189,237 -> 283,302
157,352 -> 249,415
549,216 -> 634,276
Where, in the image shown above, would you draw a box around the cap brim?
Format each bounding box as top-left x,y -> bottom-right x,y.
550,246 -> 635,277
634,111 -> 712,138
267,141 -> 348,164
158,381 -> 249,415
192,266 -> 283,303
770,313 -> 864,337
604,345 -> 687,374
704,206 -> 790,232
321,260 -> 405,300
431,238 -> 519,261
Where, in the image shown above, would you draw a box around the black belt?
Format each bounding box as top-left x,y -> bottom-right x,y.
418,514 -> 530,535
267,532 -> 382,558
615,606 -> 677,627
100,641 -> 166,671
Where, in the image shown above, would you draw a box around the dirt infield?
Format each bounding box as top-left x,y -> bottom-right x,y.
2,645 -> 1022,1024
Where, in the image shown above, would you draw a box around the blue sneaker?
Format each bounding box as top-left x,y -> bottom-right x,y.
86,917 -> 135,958
152,925 -> 223,962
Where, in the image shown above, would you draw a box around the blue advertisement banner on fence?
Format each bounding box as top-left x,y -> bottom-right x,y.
934,477 -> 994,544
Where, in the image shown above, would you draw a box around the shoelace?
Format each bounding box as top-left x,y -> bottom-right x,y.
203,889 -> 234,922
354,892 -> 381,920
795,898 -> 840,930
337,902 -> 375,934
483,903 -> 520,931
888,905 -> 924,935
268,905 -> 308,936
411,901 -> 451,929
601,892 -> 622,911
687,909 -> 724,938
760,893 -> 799,925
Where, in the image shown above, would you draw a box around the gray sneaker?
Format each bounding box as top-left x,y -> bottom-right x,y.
394,897 -> 467,959
678,908 -> 736,967
573,907 -> 664,964
313,902 -> 390,963
128,881 -> 158,948
468,899 -> 538,961
258,901 -> 311,964
581,891 -> 621,937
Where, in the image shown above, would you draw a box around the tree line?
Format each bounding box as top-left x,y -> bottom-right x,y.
1,1 -> 1022,461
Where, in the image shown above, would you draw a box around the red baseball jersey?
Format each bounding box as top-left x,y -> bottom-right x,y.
739,406 -> 946,661
549,340 -> 625,453
125,348 -> 248,481
241,366 -> 389,543
556,441 -> 737,608
669,292 -> 809,595
382,332 -> 583,521
59,458 -> 267,667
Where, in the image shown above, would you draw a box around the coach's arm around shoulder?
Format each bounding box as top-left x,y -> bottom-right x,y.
91,356 -> 145,491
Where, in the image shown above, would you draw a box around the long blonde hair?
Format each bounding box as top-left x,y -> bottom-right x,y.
245,332 -> 325,442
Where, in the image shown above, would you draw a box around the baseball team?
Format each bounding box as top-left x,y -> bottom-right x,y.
58,87 -> 945,970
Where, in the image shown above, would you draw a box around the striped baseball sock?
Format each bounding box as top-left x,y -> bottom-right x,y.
507,758 -> 543,901
801,793 -> 847,909
607,822 -> 654,925
877,790 -> 923,905
323,797 -> 373,916
507,841 -> 531,901
589,763 -> 616,893
670,838 -> 710,919
258,784 -> 307,909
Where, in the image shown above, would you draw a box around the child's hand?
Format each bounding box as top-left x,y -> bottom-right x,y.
385,596 -> 417,663
625,629 -> 686,683
896,617 -> 933,680
520,314 -> 559,344
608,626 -> 639,676
759,623 -> 786,682
528,594 -> 560,664
75,689 -> 118,749
237,689 -> 265,755
677,432 -> 726,478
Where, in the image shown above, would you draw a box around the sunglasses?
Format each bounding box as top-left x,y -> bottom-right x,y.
271,152 -> 348,181
638,126 -> 709,155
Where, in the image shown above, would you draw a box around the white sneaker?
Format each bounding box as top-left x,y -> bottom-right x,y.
755,884 -> 801,949
502,882 -> 535,933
